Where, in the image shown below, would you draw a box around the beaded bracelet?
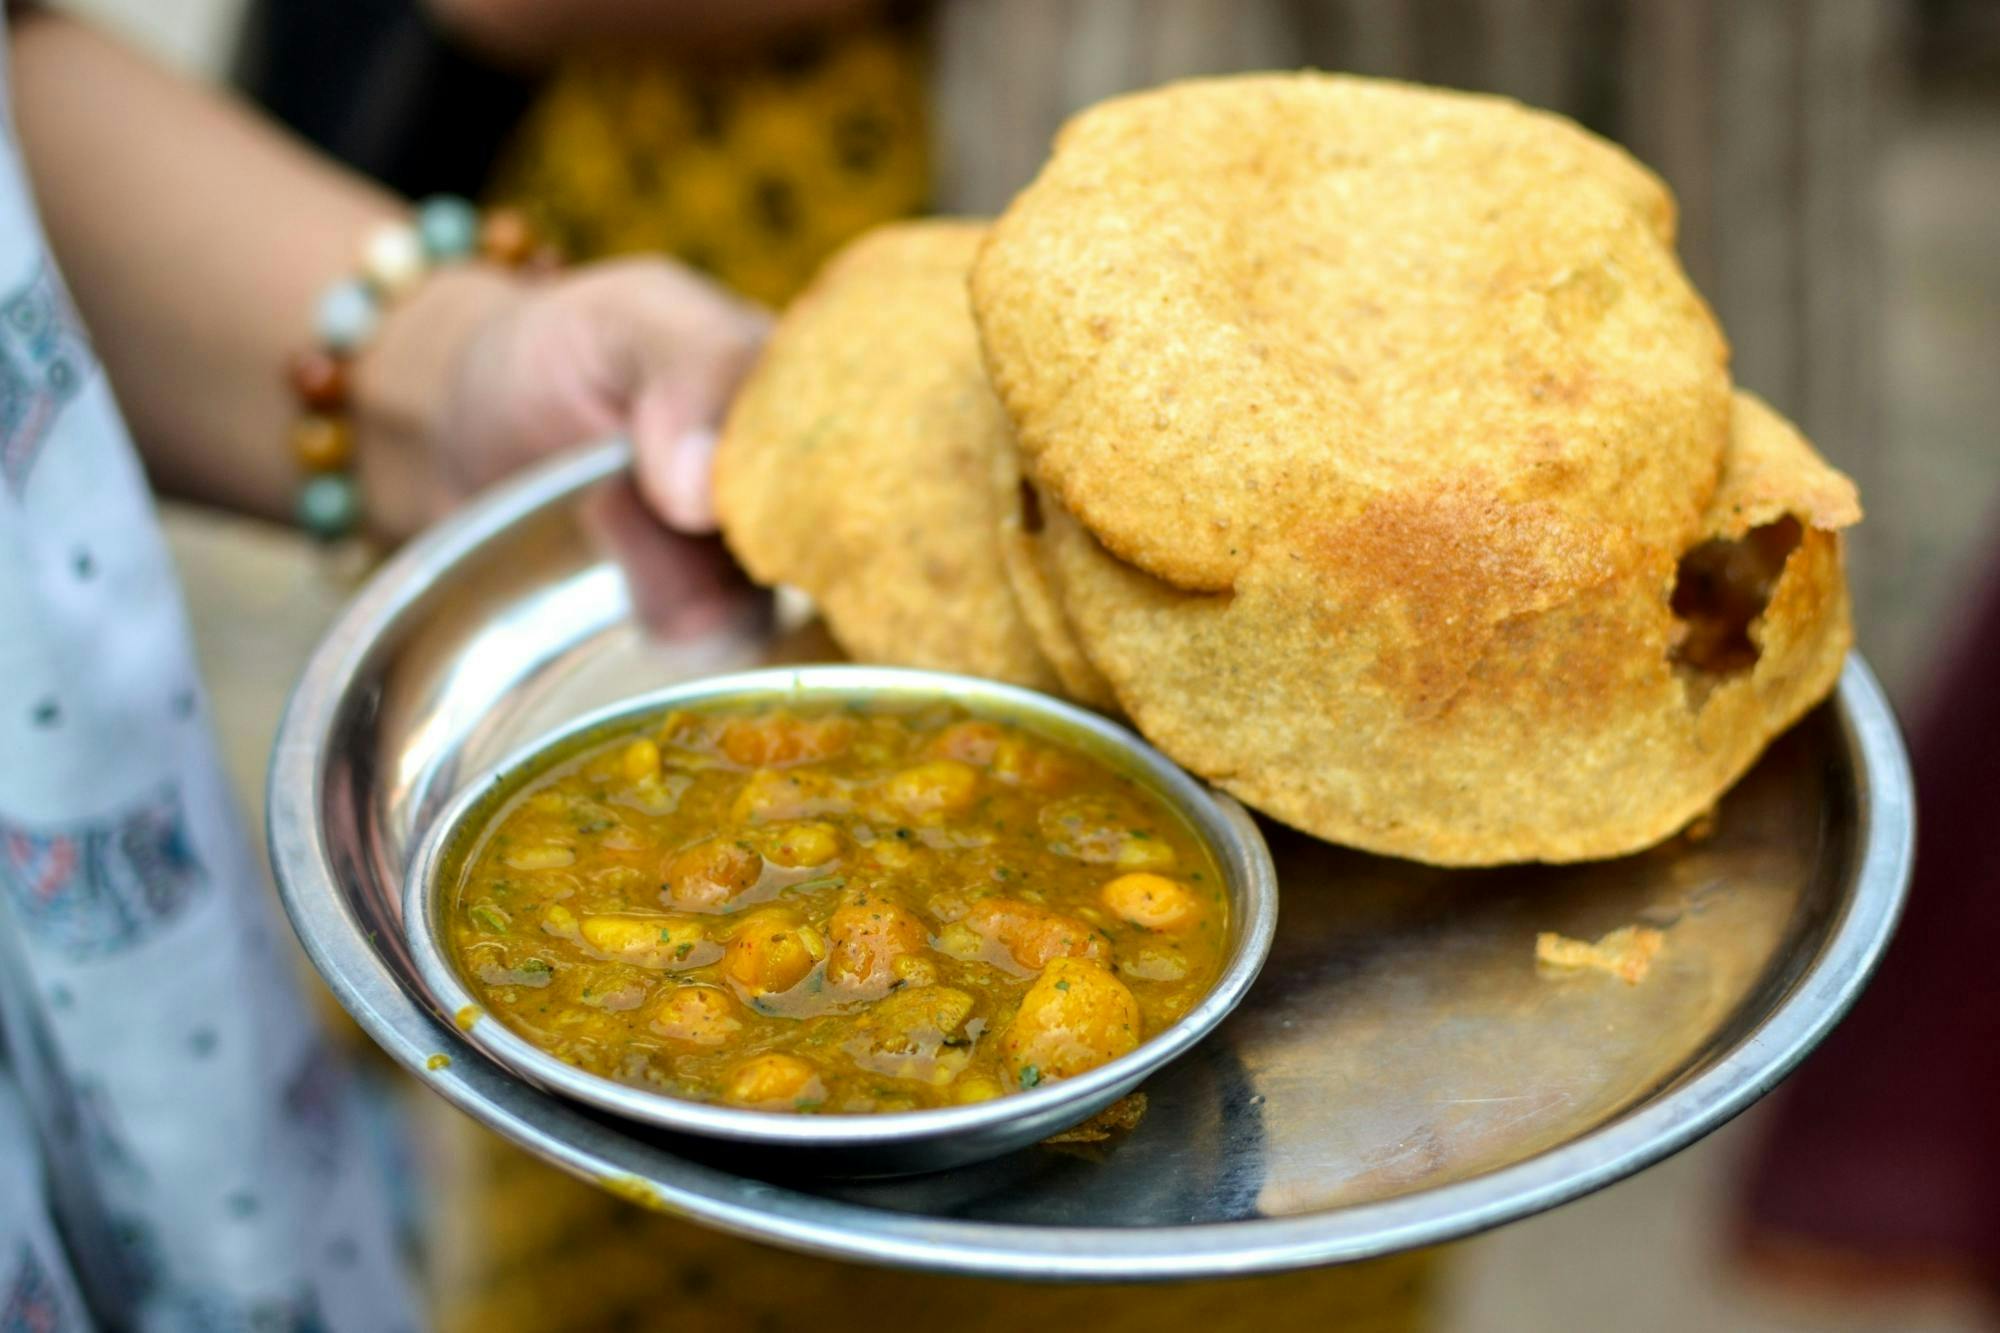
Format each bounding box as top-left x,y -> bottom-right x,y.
288,196 -> 554,541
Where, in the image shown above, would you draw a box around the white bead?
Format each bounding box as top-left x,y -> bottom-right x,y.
315,278 -> 378,352
360,221 -> 427,297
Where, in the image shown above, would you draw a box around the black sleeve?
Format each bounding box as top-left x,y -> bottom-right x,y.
230,0 -> 538,201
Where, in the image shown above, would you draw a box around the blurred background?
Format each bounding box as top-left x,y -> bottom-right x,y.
55,0 -> 1998,1329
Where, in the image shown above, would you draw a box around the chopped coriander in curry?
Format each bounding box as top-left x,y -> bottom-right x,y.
446,703 -> 1228,1113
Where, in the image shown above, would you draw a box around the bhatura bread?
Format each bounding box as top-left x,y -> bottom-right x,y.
715,221 -> 1061,692
720,72 -> 1861,866
1034,390 -> 1858,864
971,73 -> 1732,593
988,431 -> 1120,710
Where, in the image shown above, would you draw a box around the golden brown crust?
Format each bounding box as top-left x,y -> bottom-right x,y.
1700,389 -> 1863,535
988,431 -> 1121,710
1039,391 -> 1855,865
714,221 -> 1062,692
971,72 -> 1731,594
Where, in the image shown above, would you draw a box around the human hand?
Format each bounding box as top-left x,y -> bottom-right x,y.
578,476 -> 753,643
354,256 -> 768,539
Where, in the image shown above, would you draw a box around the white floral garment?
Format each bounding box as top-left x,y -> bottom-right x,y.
0,25 -> 417,1333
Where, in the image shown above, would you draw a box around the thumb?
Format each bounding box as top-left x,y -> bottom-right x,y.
563,258 -> 767,532
631,377 -> 725,534
624,314 -> 766,535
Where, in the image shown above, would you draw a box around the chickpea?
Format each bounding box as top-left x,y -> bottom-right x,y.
936,922 -> 983,961
1100,873 -> 1199,931
504,843 -> 575,870
880,761 -> 980,820
869,985 -> 973,1042
929,720 -> 1007,766
722,909 -> 817,995
723,1053 -> 824,1108
579,976 -> 650,1012
719,713 -> 855,768
825,891 -> 929,993
1039,795 -> 1172,869
599,826 -> 648,853
579,915 -> 710,970
1114,836 -> 1177,872
868,837 -> 916,870
650,986 -> 740,1046
623,769 -> 683,817
653,709 -> 692,746
760,821 -> 842,869
731,768 -> 848,824
621,738 -> 662,782
1120,947 -> 1191,983
662,838 -> 761,912
846,987 -> 976,1074
588,865 -> 644,893
990,740 -> 1081,792
998,958 -> 1141,1087
955,1076 -> 1003,1104
966,897 -> 1109,971
891,954 -> 940,988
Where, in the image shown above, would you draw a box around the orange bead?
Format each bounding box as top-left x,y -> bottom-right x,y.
292,414 -> 353,472
479,209 -> 535,266
288,349 -> 348,411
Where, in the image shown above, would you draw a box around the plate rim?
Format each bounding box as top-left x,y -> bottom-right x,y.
267,441 -> 1915,1280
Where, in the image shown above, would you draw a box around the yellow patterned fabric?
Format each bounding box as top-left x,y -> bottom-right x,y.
487,15 -> 931,307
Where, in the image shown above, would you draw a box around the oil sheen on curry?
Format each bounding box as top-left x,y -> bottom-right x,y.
446,703 -> 1228,1114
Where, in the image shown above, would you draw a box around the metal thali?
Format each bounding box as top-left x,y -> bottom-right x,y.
267,441 -> 1913,1281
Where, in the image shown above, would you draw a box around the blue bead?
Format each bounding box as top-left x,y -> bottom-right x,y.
315,279 -> 379,353
297,473 -> 361,540
417,195 -> 480,262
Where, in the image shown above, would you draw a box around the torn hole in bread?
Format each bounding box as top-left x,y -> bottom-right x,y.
1668,516 -> 1803,696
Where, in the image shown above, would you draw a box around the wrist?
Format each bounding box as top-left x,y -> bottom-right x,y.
348,262 -> 526,539
282,196 -> 556,544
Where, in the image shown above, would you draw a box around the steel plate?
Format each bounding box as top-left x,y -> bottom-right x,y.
267,441 -> 1913,1281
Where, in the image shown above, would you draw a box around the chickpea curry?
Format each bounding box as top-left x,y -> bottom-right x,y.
445,703 -> 1229,1114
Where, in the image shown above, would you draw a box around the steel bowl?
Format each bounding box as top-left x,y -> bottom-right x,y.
400,665 -> 1278,1176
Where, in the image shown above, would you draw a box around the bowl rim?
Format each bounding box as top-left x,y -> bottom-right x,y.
400,662 -> 1280,1149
